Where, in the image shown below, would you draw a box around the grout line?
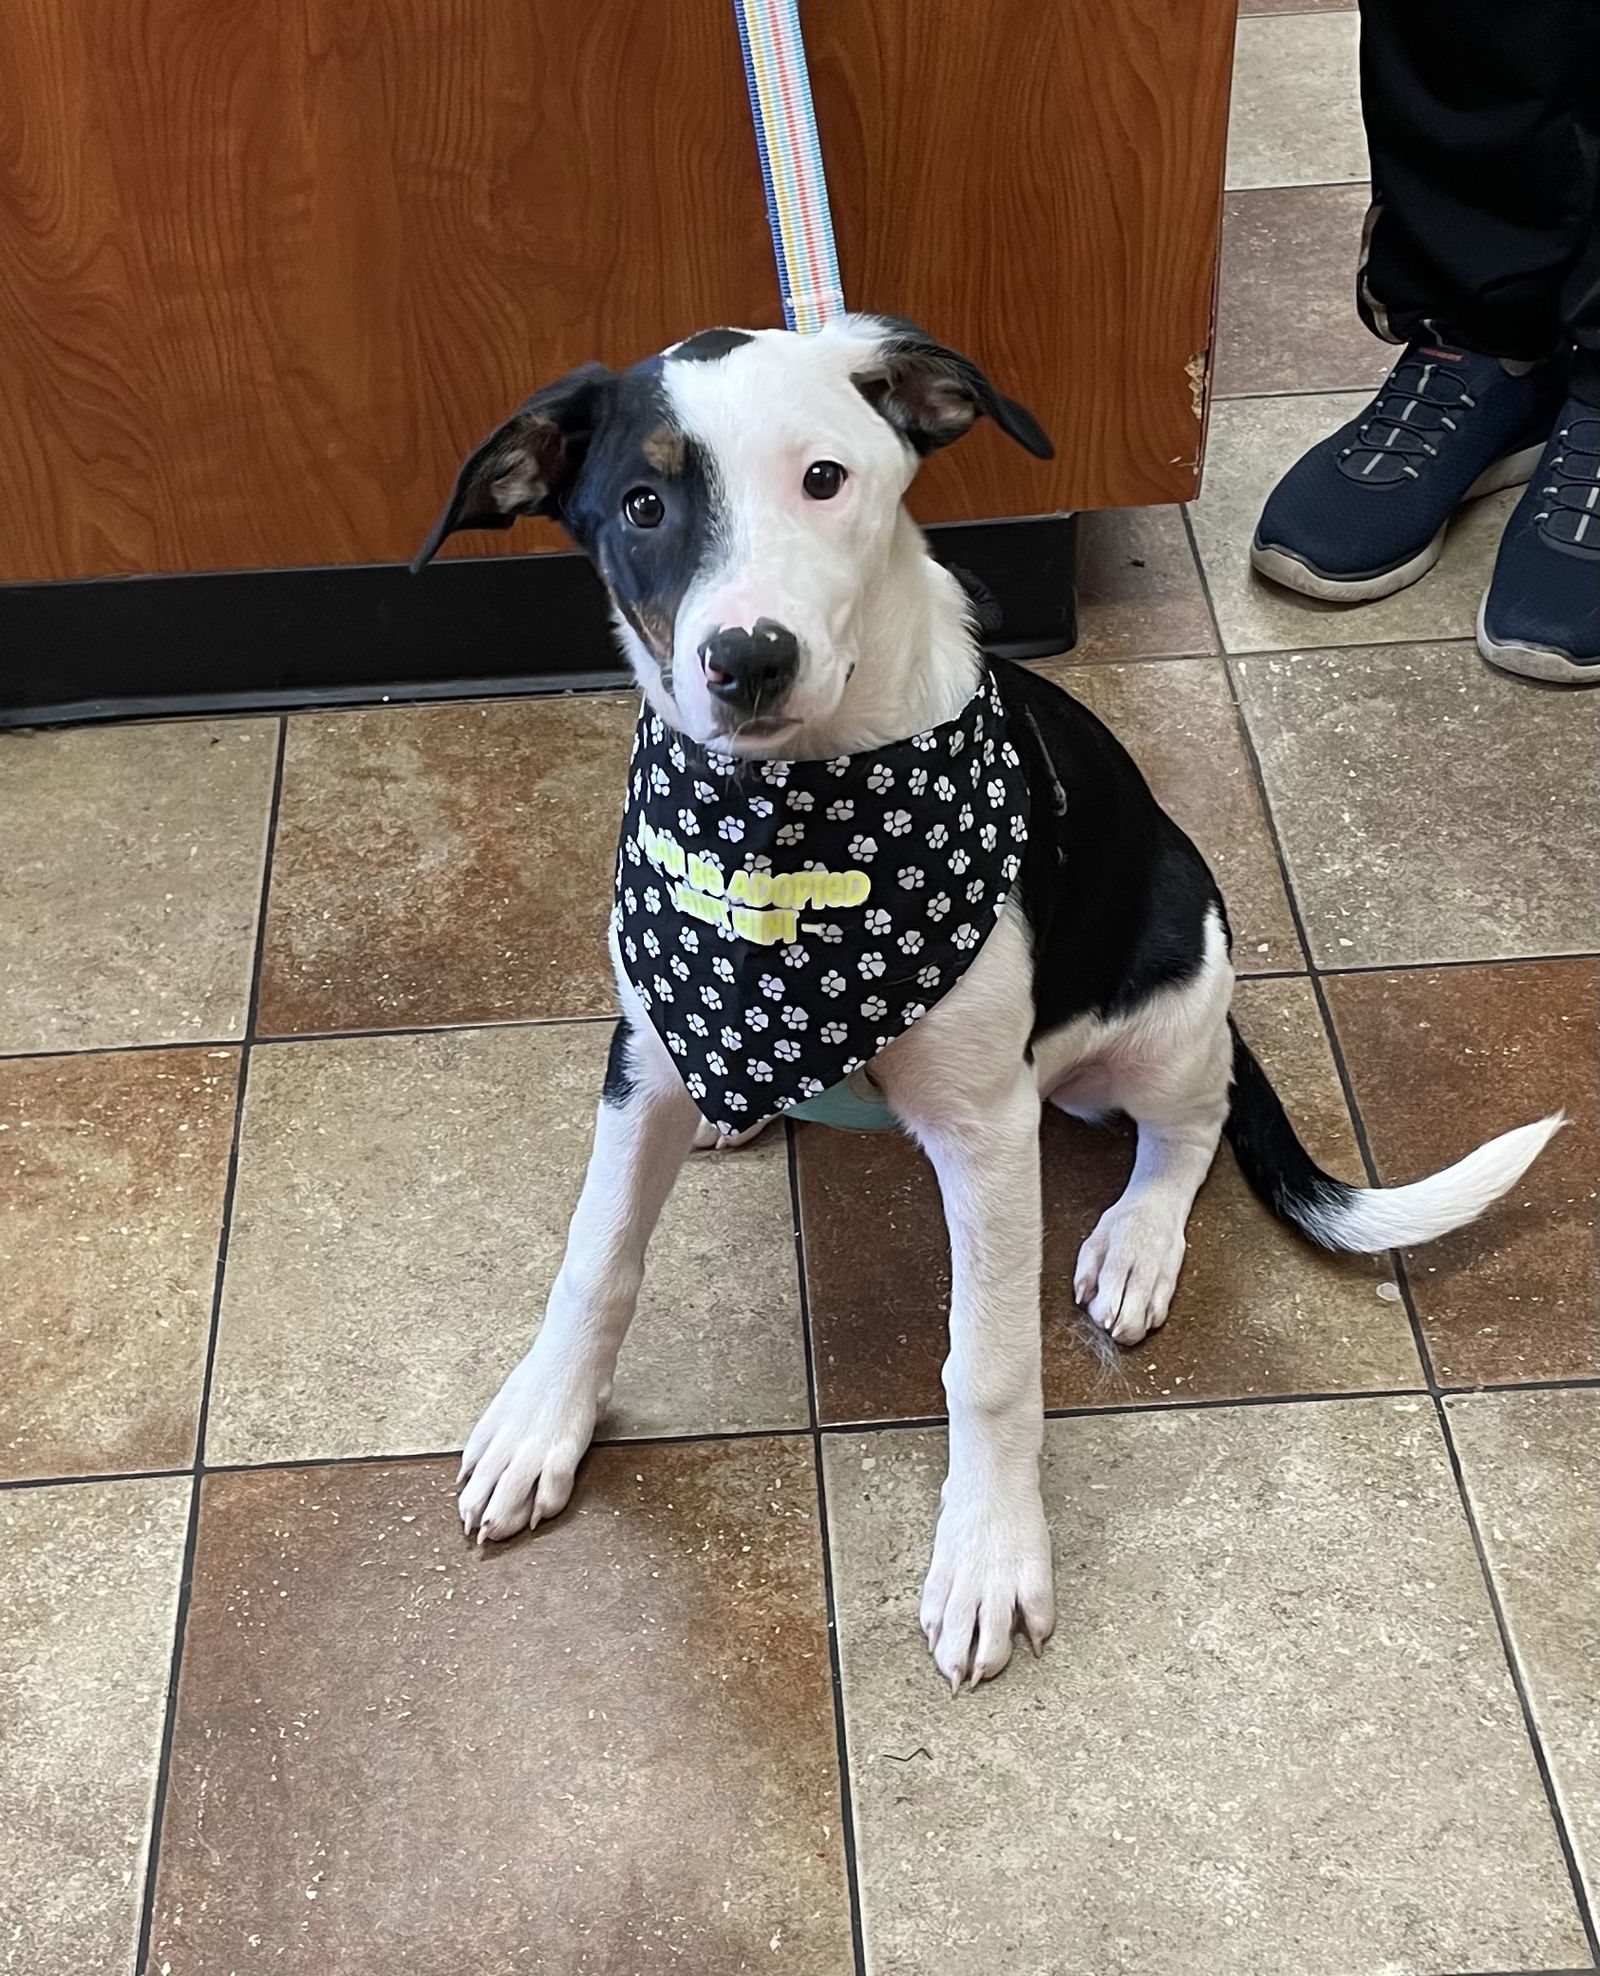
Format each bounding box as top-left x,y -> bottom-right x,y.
1224,177 -> 1368,196
879,1387 -> 1429,1430
207,1423 -> 813,1466
1035,648 -> 1226,670
1439,1375 -> 1600,1397
788,1125 -> 821,1447
1197,578 -> 1600,1961
0,1012 -> 623,1067
1360,1088 -> 1600,1958
1239,953 -> 1600,985
1308,950 -> 1599,980
11,1374 -> 1600,1500
250,1012 -> 620,1048
0,1035 -> 244,1066
787,1122 -> 869,1976
1437,1391 -> 1600,1966
0,1465 -> 191,1495
133,715 -> 287,1976
1224,174 -> 1370,192
1213,381 -> 1388,406
1216,630 -> 1486,662
6,954 -> 1592,1071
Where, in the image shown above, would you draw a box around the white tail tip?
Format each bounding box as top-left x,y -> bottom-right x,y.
1316,1112 -> 1567,1253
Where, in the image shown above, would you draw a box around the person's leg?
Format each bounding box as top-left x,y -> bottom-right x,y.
1251,0 -> 1583,608
1356,0 -> 1592,361
1564,207 -> 1600,413
1479,49 -> 1600,686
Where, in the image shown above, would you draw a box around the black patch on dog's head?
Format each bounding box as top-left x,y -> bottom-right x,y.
413,358 -> 720,680
670,327 -> 755,364
563,360 -> 718,675
853,318 -> 1054,460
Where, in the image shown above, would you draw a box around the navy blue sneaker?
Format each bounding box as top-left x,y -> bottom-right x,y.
1478,401 -> 1600,685
1252,342 -> 1565,603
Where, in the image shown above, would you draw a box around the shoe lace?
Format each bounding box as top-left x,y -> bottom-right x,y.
1338,347 -> 1476,482
1532,412 -> 1600,551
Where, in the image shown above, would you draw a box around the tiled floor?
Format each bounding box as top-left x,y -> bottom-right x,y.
5,13 -> 1598,1976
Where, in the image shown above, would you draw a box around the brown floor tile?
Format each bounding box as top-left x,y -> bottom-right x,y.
1,1047 -> 237,1481
825,1401 -> 1588,1975
206,1024 -> 808,1464
1062,507 -> 1218,663
1234,643 -> 1600,967
2,1478 -> 191,1976
1327,961 -> 1599,1385
1448,1388 -> 1600,1905
0,718 -> 278,1053
256,695 -> 638,1036
1215,186 -> 1390,397
1036,657 -> 1302,974
800,977 -> 1418,1423
150,1443 -> 851,1976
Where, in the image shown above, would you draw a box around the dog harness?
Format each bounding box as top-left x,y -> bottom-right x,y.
613,670 -> 1030,1138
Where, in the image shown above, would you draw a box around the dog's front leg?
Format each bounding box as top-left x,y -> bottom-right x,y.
458,1011 -> 700,1542
878,917 -> 1054,1689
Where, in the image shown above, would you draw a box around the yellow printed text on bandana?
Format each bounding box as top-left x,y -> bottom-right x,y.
638,819 -> 871,947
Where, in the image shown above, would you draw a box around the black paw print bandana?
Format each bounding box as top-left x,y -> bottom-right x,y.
613,667 -> 1030,1139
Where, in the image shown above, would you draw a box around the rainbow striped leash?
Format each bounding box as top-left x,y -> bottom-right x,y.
733,0 -> 846,333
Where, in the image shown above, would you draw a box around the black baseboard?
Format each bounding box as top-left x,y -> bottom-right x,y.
0,514 -> 1076,728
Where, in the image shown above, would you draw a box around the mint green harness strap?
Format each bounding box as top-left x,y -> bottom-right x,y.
786,1074 -> 900,1133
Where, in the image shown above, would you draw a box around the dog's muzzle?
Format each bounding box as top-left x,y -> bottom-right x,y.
698,619 -> 800,723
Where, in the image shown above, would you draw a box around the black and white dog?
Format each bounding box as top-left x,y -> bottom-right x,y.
415,317 -> 1560,1689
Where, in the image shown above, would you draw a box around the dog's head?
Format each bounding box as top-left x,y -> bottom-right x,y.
413,316 -> 1051,749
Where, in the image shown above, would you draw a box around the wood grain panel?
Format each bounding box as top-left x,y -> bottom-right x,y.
810,0 -> 1236,522
0,0 -> 778,581
0,0 -> 1233,583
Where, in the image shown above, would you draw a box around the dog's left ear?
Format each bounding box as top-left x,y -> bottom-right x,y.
411,362 -> 614,572
851,318 -> 1054,460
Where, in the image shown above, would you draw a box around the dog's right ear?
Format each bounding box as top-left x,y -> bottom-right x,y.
849,317 -> 1053,461
410,363 -> 613,572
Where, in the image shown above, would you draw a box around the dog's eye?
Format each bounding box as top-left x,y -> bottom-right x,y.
623,487 -> 665,528
803,460 -> 847,501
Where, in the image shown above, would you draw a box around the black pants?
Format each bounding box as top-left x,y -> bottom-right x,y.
1358,0 -> 1600,406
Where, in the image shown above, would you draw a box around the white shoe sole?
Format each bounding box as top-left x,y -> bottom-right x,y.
1249,441 -> 1547,605
1475,594 -> 1600,686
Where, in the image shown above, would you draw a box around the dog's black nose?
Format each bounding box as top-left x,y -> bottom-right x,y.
698,619 -> 799,717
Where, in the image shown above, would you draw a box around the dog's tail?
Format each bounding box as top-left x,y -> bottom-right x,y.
1223,1020 -> 1563,1252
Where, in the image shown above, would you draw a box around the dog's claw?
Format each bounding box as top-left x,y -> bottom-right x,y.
921,1484 -> 1054,1691
454,1345 -> 604,1545
1074,1204 -> 1185,1347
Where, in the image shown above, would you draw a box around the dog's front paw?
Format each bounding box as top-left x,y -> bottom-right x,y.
1074,1203 -> 1187,1346
920,1483 -> 1054,1690
457,1347 -> 607,1544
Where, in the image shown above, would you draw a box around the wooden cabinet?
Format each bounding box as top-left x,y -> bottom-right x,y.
0,0 -> 1234,585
